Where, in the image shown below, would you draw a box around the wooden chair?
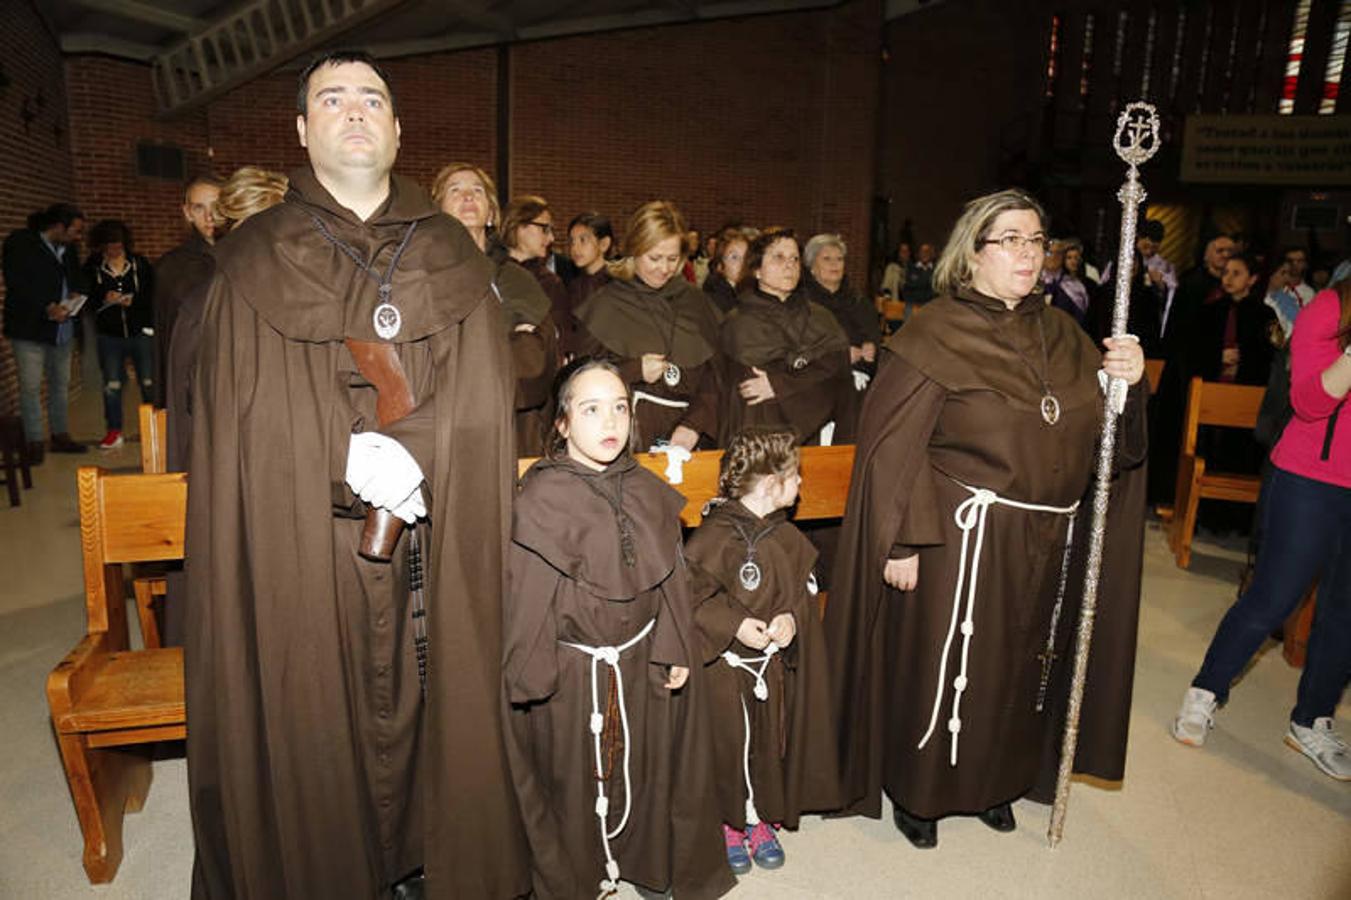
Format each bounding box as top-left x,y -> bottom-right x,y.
877,297 -> 908,335
1168,377 -> 1266,568
138,404 -> 167,474
0,414 -> 33,507
46,466 -> 187,884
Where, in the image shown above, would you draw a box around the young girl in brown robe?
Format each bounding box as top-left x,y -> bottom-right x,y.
504,359 -> 735,900
684,429 -> 842,875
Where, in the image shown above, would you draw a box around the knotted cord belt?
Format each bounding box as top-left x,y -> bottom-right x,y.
721,642 -> 781,826
915,479 -> 1078,766
560,618 -> 657,897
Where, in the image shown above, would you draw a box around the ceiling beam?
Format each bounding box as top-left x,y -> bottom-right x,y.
61,31 -> 162,60
69,0 -> 206,33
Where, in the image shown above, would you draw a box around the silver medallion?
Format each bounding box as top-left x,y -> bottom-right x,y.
739,560 -> 762,591
791,355 -> 809,371
373,302 -> 402,341
806,571 -> 819,596
663,362 -> 681,387
1040,393 -> 1061,426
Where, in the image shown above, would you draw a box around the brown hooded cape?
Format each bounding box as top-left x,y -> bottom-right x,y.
824,289 -> 1132,820
574,275 -> 724,447
684,500 -> 843,828
504,456 -> 735,899
184,168 -> 529,899
153,231 -> 215,409
721,288 -> 857,446
493,253 -> 557,456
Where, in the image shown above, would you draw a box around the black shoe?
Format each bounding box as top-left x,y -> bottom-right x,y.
632,886 -> 672,899
49,433 -> 87,454
391,869 -> 424,900
893,805 -> 938,848
25,442 -> 45,466
977,802 -> 1016,833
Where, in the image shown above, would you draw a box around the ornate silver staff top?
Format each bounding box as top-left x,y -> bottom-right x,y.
1048,100 -> 1159,849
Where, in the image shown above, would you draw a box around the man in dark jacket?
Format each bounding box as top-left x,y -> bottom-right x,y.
153,176 -> 220,408
2,203 -> 88,462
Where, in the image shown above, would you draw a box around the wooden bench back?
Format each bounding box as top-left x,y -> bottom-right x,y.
519,445 -> 855,527
1144,358 -> 1165,395
1180,377 -> 1266,456
137,404 -> 167,474
77,467 -> 187,643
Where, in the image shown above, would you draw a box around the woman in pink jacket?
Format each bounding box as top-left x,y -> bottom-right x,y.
1171,282 -> 1351,782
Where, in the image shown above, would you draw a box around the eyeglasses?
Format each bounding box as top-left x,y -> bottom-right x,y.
527,221 -> 555,234
982,234 -> 1047,254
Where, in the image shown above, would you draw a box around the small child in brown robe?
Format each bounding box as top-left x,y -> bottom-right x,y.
684,429 -> 843,876
503,358 -> 735,900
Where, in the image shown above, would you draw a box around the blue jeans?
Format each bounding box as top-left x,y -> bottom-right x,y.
1193,466 -> 1351,725
97,333 -> 154,431
10,338 -> 73,441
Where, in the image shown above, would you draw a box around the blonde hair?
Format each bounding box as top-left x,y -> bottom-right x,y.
430,162 -> 501,228
608,200 -> 687,281
216,167 -> 288,225
932,188 -> 1047,296
500,195 -> 550,251
717,428 -> 799,499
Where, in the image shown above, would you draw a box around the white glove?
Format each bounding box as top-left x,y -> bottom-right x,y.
387,490 -> 426,524
345,432 -> 425,513
852,369 -> 871,391
649,443 -> 692,484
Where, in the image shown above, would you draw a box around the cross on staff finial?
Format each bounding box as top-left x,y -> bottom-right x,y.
1113,101 -> 1161,168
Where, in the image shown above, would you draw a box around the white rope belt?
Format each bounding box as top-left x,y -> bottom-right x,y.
560,617 -> 657,897
721,642 -> 780,825
916,480 -> 1078,766
632,389 -> 689,409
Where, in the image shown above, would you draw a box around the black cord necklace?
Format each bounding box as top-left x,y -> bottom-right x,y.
576,469 -> 637,567
975,304 -> 1061,425
728,512 -> 780,591
308,213 -> 419,341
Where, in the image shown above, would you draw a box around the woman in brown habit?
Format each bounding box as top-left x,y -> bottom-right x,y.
825,188 -> 1147,848
720,229 -> 857,447
432,164 -> 557,455
574,200 -> 724,450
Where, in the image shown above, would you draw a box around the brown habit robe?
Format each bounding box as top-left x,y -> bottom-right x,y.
493,254 -> 557,456
504,456 -> 735,899
825,288 -> 1129,820
153,231 -> 214,408
574,275 -> 724,448
721,287 -> 857,447
684,500 -> 843,829
184,168 -> 529,899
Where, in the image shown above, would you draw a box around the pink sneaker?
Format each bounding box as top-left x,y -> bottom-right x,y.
747,821 -> 784,869
722,824 -> 750,875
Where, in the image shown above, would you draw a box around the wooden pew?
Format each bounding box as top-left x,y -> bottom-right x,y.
52,446 -> 855,883
1168,377 -> 1265,568
46,466 -> 187,884
138,403 -> 167,474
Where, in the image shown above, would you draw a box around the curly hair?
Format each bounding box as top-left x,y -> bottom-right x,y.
545,357 -> 634,459
737,227 -> 800,293
717,428 -> 799,499
217,167 -> 288,225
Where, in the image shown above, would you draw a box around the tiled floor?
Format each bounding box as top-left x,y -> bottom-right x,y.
1,388 -> 1347,898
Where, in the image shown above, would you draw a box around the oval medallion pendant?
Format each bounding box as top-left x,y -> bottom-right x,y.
663,362 -> 682,387
373,302 -> 402,341
1040,393 -> 1061,426
739,560 -> 762,591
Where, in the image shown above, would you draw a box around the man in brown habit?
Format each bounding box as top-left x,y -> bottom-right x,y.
184,50 -> 528,898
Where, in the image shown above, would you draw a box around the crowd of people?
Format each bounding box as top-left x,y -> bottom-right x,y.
2,47 -> 1347,900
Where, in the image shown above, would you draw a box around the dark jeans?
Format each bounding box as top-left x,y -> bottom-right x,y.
97,333 -> 154,431
1193,466 -> 1351,726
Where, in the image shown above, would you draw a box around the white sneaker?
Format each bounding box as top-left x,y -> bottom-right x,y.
1171,687 -> 1217,747
1285,718 -> 1351,781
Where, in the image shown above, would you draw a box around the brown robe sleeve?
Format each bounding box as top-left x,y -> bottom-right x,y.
762,348 -> 852,402
687,558 -> 753,663
503,543 -> 562,704
510,314 -> 558,412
